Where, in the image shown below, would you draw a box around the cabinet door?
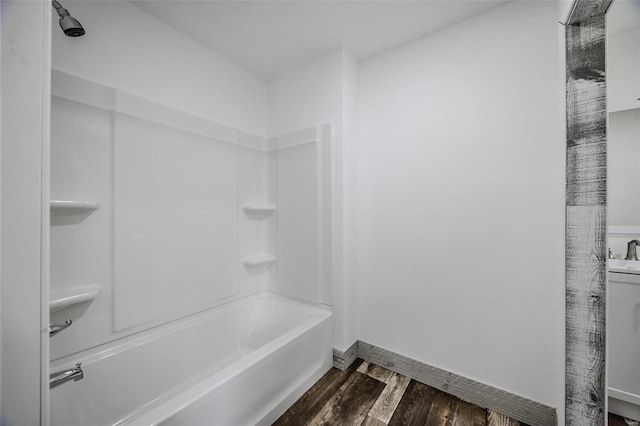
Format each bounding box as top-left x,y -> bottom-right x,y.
608,273 -> 640,403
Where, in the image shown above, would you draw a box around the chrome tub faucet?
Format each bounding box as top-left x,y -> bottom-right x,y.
50,363 -> 84,389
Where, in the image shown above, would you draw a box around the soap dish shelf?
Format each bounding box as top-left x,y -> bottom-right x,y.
242,254 -> 276,267
50,199 -> 100,217
242,205 -> 276,220
50,284 -> 101,313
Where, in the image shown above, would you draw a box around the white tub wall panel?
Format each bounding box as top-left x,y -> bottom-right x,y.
113,114 -> 238,331
51,69 -> 116,112
277,126 -> 335,305
0,1 -> 52,421
238,147 -> 277,294
276,126 -> 320,149
51,70 -> 271,153
240,220 -> 277,292
276,140 -> 322,303
50,96 -> 115,359
320,124 -> 334,306
50,73 -> 277,360
273,125 -> 332,306
50,97 -> 112,205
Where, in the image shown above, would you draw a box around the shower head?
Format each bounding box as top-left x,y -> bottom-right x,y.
52,0 -> 85,37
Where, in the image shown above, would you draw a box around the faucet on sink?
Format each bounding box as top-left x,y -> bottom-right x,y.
625,240 -> 640,261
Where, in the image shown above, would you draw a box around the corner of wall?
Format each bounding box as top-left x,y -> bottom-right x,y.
556,4 -> 567,424
265,47 -> 360,351
340,48 -> 359,351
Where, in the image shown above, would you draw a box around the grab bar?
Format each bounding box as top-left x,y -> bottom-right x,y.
48,319 -> 72,337
50,363 -> 83,389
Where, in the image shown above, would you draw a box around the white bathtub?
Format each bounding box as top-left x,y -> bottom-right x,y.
50,292 -> 333,426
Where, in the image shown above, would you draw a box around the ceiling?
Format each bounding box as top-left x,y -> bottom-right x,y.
132,1 -> 509,81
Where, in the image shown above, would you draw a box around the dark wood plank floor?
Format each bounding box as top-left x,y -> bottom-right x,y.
609,413 -> 638,426
274,359 -> 523,425
275,359 -> 637,426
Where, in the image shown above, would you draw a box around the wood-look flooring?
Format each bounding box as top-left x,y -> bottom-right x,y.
275,359 -> 637,426
609,413 -> 638,426
274,359 -> 524,426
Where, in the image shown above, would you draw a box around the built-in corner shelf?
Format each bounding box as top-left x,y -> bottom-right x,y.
242,205 -> 277,220
242,254 -> 277,268
50,283 -> 101,313
50,199 -> 100,217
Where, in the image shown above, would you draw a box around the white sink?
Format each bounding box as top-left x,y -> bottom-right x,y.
608,258 -> 640,273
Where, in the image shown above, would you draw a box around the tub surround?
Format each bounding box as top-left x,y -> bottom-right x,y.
49,67 -> 336,425
50,70 -> 333,361
50,71 -> 274,359
0,2 -> 53,421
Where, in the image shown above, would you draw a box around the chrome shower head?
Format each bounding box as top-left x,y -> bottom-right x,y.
52,0 -> 85,37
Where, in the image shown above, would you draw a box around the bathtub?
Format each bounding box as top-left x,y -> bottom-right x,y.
50,292 -> 333,426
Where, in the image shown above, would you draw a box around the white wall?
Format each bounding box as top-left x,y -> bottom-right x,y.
608,28 -> 640,113
1,1 -> 51,423
341,52 -> 359,351
268,50 -> 346,137
357,0 -> 564,411
558,0 -> 574,23
268,49 -> 358,351
53,1 -> 268,136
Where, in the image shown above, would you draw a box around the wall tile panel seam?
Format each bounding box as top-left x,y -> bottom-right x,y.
53,70 -> 329,156
52,69 -> 270,151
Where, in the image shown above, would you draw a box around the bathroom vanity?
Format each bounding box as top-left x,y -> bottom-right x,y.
608,263 -> 640,421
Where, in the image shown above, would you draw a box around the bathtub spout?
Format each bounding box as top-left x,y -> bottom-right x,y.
50,363 -> 84,389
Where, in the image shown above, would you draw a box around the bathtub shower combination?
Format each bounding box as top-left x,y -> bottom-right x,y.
51,294 -> 331,425
49,69 -> 334,425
